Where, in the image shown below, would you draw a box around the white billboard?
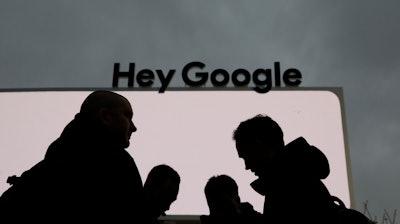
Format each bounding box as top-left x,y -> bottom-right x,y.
0,88 -> 352,217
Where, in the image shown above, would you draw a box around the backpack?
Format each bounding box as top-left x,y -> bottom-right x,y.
330,196 -> 376,224
0,160 -> 50,220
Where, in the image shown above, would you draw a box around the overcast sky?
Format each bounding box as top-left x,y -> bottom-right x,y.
1,0 -> 399,219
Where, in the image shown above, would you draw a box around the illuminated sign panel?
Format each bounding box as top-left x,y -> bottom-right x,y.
0,88 -> 352,217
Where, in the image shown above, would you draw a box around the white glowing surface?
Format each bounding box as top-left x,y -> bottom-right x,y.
0,89 -> 351,215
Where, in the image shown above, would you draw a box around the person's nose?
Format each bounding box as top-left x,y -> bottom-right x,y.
130,120 -> 137,133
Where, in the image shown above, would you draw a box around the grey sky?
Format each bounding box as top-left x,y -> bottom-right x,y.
1,0 -> 399,219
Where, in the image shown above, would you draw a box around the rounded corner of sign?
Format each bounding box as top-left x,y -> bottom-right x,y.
324,88 -> 344,103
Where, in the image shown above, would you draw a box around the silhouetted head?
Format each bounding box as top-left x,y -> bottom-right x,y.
204,175 -> 241,217
232,114 -> 284,178
144,164 -> 180,218
80,90 -> 137,148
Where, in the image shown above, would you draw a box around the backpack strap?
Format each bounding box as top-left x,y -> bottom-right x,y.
331,195 -> 346,208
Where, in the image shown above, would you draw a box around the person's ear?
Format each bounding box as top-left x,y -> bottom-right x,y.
98,108 -> 113,125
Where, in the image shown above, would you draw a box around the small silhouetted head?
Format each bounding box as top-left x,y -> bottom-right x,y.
204,174 -> 241,216
144,164 -> 181,218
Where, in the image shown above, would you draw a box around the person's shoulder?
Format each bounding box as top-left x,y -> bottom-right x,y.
200,215 -> 214,224
332,208 -> 375,224
240,202 -> 259,214
285,137 -> 309,149
240,202 -> 263,220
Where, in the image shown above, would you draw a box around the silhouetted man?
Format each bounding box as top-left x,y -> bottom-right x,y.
201,174 -> 263,224
143,164 -> 180,224
0,90 -> 145,223
232,114 -> 335,224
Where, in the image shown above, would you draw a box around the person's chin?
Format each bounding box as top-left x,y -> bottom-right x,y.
154,211 -> 164,218
125,137 -> 132,147
253,169 -> 264,177
123,142 -> 130,148
118,140 -> 129,149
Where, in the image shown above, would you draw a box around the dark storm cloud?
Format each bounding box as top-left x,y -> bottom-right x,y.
1,0 -> 399,219
280,1 -> 400,216
291,1 -> 400,216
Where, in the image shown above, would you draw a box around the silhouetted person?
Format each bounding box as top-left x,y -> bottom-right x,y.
200,174 -> 263,224
143,164 -> 180,224
0,90 -> 144,223
232,114 -> 372,224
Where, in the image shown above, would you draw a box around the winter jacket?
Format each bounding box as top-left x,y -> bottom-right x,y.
0,113 -> 145,223
251,137 -> 333,224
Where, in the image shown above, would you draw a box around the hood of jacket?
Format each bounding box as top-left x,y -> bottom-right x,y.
250,137 -> 330,195
44,112 -> 120,161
